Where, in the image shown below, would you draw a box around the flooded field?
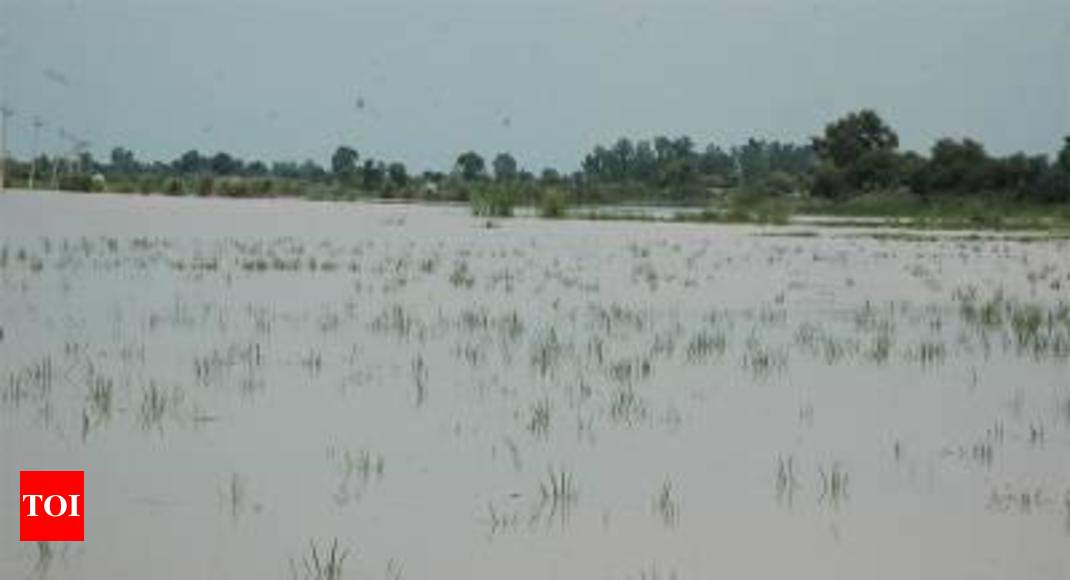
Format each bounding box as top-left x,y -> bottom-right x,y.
2,191 -> 1069,579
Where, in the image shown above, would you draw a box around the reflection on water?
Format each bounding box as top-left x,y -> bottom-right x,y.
1,192 -> 1069,579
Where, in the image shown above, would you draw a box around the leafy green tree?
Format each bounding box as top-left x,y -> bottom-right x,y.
271,160 -> 300,179
331,146 -> 359,179
455,151 -> 486,181
361,159 -> 385,189
110,147 -> 137,174
634,140 -> 657,181
849,149 -> 905,190
298,159 -> 327,181
173,150 -> 206,174
610,138 -> 635,181
653,136 -> 674,163
700,144 -> 734,179
733,139 -> 771,183
492,152 -> 518,182
810,164 -> 850,199
581,146 -> 609,181
540,168 -> 561,184
1029,166 -> 1070,202
1058,136 -> 1070,173
210,152 -> 242,175
914,138 -> 991,194
387,162 -> 408,188
77,152 -> 97,174
989,153 -> 1046,192
245,160 -> 269,177
813,110 -> 899,170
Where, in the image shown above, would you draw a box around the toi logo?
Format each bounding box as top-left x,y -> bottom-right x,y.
20,471 -> 84,542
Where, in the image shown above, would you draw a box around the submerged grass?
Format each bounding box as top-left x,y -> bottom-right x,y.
291,539 -> 349,580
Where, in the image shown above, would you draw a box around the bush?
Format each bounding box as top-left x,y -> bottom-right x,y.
57,174 -> 102,193
537,188 -> 568,218
196,176 -> 215,197
1027,168 -> 1070,203
216,179 -> 256,198
754,171 -> 798,196
469,185 -> 517,217
163,178 -> 184,196
255,179 -> 274,196
810,165 -> 850,199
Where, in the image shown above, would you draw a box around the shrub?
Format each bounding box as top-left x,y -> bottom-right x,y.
538,188 -> 568,218
163,178 -> 184,196
754,171 -> 798,196
810,165 -> 850,199
216,179 -> 255,198
255,179 -> 274,196
469,185 -> 517,217
57,174 -> 100,193
1026,168 -> 1070,203
196,176 -> 215,197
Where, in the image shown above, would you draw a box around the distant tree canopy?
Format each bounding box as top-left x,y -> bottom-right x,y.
577,135 -> 814,199
492,152 -> 518,182
812,109 -> 899,169
807,109 -> 1070,202
331,146 -> 359,179
1059,137 -> 1070,173
455,151 -> 486,181
387,162 -> 408,188
18,107 -> 1067,204
109,147 -> 137,174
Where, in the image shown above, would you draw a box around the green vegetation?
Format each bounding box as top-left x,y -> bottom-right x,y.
537,188 -> 568,218
469,184 -> 518,217
3,110 -> 1069,228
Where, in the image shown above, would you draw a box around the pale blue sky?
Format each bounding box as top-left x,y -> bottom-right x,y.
3,0 -> 1068,172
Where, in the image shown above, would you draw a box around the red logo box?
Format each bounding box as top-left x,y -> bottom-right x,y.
20,471 -> 84,542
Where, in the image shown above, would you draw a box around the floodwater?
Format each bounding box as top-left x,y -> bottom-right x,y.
1,191 -> 1068,579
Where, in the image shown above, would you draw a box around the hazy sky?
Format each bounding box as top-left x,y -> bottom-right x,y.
3,0 -> 1068,172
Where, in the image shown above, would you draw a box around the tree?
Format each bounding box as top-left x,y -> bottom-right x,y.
1030,167 -> 1070,202
77,152 -> 97,174
492,152 -> 518,182
653,136 -> 674,163
540,168 -> 561,184
634,140 -> 657,182
455,151 -> 486,181
581,146 -> 608,181
110,147 -> 137,174
610,138 -> 635,181
173,150 -> 205,174
914,138 -> 991,194
297,159 -> 326,181
361,159 -> 385,189
271,160 -> 300,179
813,110 -> 899,170
209,152 -> 242,175
810,164 -> 850,199
700,144 -> 734,179
387,162 -> 408,188
245,160 -> 269,177
331,146 -> 359,179
1058,136 -> 1070,173
733,139 -> 771,183
849,149 -> 905,190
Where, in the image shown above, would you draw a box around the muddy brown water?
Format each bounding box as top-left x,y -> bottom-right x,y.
2,191 -> 1069,579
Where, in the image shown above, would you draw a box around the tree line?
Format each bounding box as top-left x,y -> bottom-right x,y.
3,110 -> 1068,204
